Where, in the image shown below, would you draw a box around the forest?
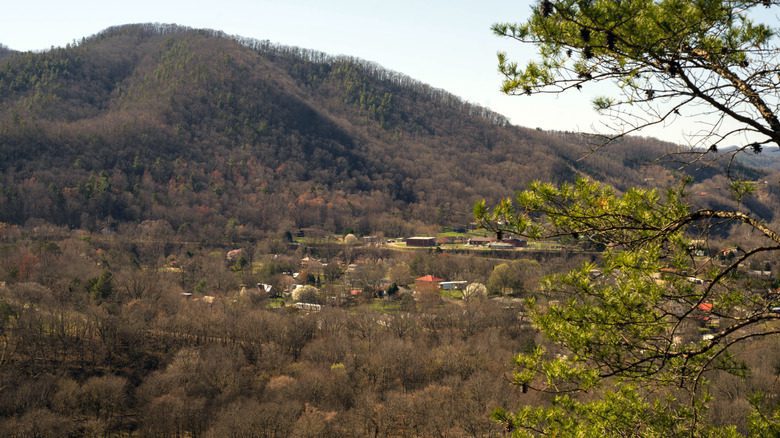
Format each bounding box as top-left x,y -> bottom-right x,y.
2,21 -> 780,436
0,222 -> 569,436
1,24 -> 775,240
1,218 -> 778,436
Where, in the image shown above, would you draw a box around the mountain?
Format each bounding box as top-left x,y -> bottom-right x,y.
0,24 -> 774,239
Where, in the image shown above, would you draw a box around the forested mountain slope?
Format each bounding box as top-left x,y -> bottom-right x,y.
0,45 -> 14,60
0,24 -> 772,238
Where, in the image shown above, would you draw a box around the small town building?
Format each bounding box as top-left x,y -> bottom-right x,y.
488,242 -> 514,250
415,275 -> 444,293
467,237 -> 493,246
293,302 -> 322,312
436,236 -> 456,245
362,235 -> 383,245
693,302 -> 713,322
226,248 -> 245,261
257,282 -> 276,296
502,238 -> 528,247
439,281 -> 468,290
406,236 -> 437,247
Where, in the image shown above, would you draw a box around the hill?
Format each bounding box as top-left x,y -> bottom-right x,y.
0,24 -> 775,239
0,45 -> 14,60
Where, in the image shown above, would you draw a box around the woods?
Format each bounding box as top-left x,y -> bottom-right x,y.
0,225 -> 550,436
2,23 -> 774,242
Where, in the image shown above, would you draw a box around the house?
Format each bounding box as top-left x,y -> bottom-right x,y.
415,275 -> 444,294
467,237 -> 493,246
693,302 -> 713,322
748,270 -> 773,277
436,236 -> 456,245
405,237 -> 437,247
488,242 -> 514,250
439,281 -> 468,291
502,238 -> 528,247
293,302 -> 322,312
362,235 -> 383,245
256,282 -> 277,297
697,302 -> 713,312
226,248 -> 245,262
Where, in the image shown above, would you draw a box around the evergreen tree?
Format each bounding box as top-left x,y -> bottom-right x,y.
484,1 -> 780,434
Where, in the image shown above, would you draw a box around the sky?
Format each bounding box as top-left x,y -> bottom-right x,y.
0,1 -> 777,146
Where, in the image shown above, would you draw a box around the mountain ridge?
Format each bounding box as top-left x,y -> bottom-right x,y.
0,24 -> 773,238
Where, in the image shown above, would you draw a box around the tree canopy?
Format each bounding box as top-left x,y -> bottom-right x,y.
494,0 -> 780,150
484,1 -> 780,435
477,177 -> 780,435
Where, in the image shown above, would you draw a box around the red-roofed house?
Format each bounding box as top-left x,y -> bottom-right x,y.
415,275 -> 444,294
693,302 -> 714,323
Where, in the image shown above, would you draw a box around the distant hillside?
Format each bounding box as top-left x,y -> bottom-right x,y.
0,44 -> 14,60
0,24 -> 775,239
730,147 -> 780,172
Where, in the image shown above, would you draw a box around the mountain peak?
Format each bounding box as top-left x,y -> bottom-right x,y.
0,25 -> 769,236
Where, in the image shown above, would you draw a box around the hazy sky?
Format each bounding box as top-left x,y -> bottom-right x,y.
1,1 -> 777,145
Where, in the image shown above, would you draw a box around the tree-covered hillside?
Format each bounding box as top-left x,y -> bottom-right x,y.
0,24 -> 773,239
0,45 -> 14,60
